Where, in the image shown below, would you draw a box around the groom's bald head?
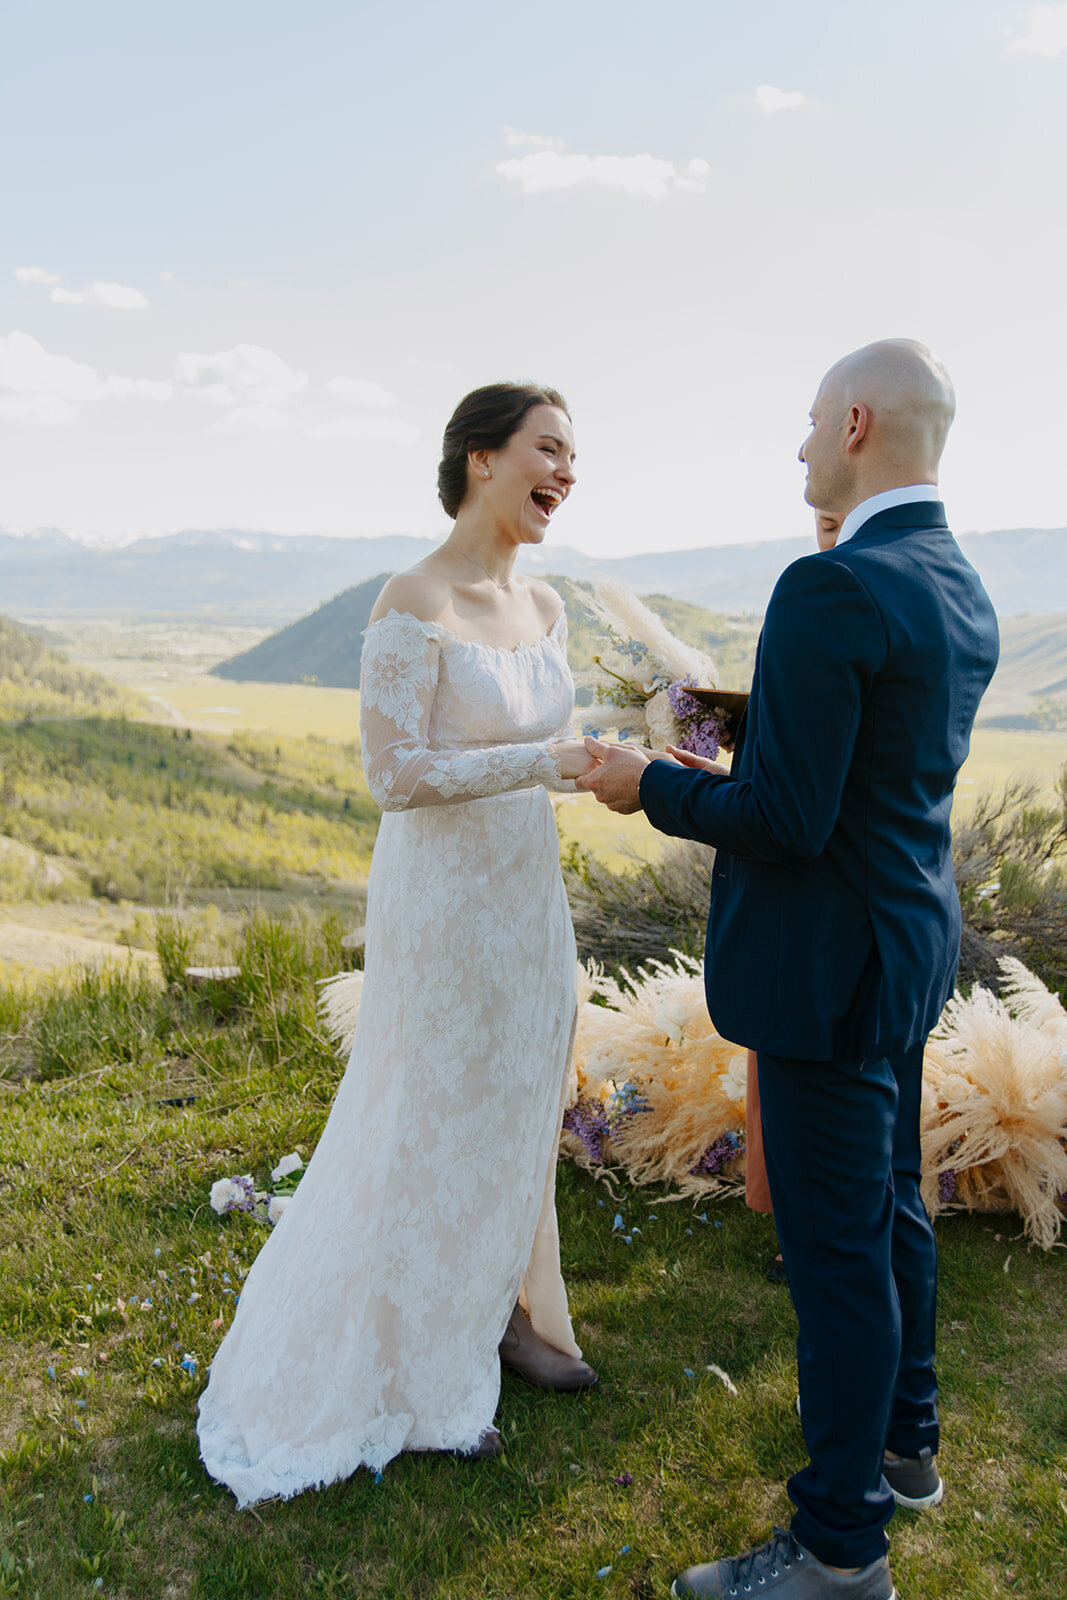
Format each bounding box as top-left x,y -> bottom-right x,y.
800,339 -> 956,515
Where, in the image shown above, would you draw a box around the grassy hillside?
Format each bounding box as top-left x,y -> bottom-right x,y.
979,612 -> 1067,728
0,719 -> 377,905
0,919 -> 1063,1599
0,615 -> 142,721
210,576 -> 389,687
209,573 -> 762,696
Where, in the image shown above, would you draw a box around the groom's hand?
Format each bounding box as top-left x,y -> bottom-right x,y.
576,737 -> 655,813
664,743 -> 730,777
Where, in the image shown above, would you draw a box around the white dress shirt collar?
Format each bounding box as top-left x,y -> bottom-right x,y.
837,484 -> 941,546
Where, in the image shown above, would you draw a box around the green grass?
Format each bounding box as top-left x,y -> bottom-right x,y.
1,931 -> 1064,1600
0,719 -> 377,905
142,677 -> 363,743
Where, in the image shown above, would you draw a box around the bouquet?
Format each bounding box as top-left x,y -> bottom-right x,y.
580,578 -> 730,757
209,1151 -> 304,1227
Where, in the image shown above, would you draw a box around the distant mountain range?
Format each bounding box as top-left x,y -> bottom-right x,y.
3,523 -> 1067,621
209,575 -> 1067,730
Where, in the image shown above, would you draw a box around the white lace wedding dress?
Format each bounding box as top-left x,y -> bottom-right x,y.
197,608 -> 583,1506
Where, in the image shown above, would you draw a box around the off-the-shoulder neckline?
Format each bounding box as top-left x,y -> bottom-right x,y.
365,607 -> 567,654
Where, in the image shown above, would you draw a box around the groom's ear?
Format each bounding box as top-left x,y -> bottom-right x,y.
844,403 -> 870,453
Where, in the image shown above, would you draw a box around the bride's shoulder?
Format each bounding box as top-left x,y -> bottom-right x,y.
524,577 -> 566,631
369,569 -> 452,627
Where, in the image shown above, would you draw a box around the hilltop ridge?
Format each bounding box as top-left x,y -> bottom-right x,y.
4,524 -> 1067,621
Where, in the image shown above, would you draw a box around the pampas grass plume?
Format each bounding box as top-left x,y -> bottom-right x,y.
923,959 -> 1067,1248
585,577 -> 717,686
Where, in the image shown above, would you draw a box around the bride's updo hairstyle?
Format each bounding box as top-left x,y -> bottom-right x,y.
437,382 -> 569,519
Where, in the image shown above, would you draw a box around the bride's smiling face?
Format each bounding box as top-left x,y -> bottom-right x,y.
473,404 -> 577,544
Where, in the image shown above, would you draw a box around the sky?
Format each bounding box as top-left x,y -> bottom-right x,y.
1,0 -> 1065,558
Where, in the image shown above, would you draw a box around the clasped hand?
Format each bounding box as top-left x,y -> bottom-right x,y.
551,737 -> 727,814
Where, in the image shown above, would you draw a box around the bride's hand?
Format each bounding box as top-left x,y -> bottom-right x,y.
551,740 -> 602,780
664,743 -> 730,776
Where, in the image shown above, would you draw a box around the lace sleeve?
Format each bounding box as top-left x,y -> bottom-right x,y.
359,615 -> 570,812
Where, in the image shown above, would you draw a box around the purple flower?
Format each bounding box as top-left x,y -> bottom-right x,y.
613,1471 -> 633,1487
675,717 -> 722,761
667,676 -> 702,719
938,1170 -> 957,1203
689,1129 -> 745,1177
563,1097 -> 612,1164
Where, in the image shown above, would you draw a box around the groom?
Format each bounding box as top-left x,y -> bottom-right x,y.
578,340 -> 999,1599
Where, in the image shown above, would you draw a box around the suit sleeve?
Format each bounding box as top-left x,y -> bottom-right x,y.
639,554 -> 887,864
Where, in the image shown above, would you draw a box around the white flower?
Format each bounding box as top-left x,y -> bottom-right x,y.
719,1051 -> 749,1105
267,1195 -> 292,1225
209,1178 -> 241,1214
653,988 -> 699,1043
644,688 -> 679,750
270,1151 -> 304,1183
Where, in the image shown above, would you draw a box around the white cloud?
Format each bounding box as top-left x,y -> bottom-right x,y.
307,416 -> 420,444
0,330 -> 172,424
495,149 -> 710,199
15,266 -> 61,285
175,344 -> 308,408
502,126 -> 566,152
753,84 -> 810,113
0,391 -> 80,426
51,280 -> 151,309
98,375 -> 173,402
214,404 -> 291,433
324,376 -> 398,407
1008,4 -> 1067,55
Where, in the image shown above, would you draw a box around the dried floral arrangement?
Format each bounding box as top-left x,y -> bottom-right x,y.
314,953 -> 1067,1247
579,577 -> 732,758
921,956 -> 1067,1248
562,955 -> 749,1199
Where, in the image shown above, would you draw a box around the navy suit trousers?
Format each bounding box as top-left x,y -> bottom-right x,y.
756,1042 -> 938,1568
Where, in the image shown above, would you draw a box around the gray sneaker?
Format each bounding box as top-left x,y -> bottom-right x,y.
670,1527 -> 896,1599
792,1392 -> 943,1514
883,1446 -> 943,1509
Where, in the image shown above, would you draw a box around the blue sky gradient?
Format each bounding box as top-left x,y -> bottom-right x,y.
1,0 -> 1064,553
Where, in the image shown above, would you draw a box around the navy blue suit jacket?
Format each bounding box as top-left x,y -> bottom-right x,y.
639,503 -> 999,1061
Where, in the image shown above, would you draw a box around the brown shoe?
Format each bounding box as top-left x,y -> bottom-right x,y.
499,1306 -> 598,1391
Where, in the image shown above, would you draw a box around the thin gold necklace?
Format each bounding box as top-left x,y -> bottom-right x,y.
455,549 -> 512,590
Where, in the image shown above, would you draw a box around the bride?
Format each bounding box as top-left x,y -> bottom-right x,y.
197,383 -> 599,1506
